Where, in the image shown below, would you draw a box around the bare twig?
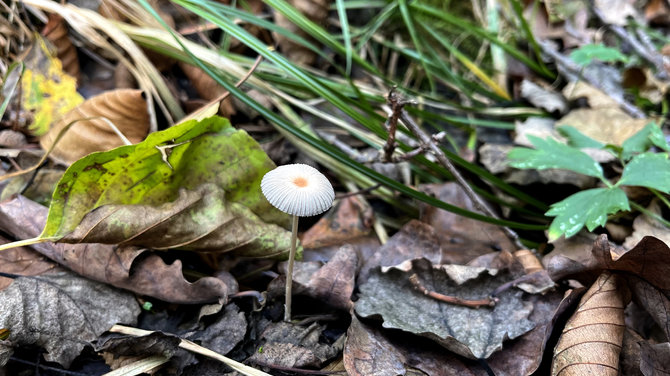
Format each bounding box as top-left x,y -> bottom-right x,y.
409,274 -> 497,308
388,90 -> 525,250
382,87 -> 413,162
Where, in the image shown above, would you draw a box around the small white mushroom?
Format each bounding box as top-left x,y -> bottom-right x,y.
261,164 -> 334,321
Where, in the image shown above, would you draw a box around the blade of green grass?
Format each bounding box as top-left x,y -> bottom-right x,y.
411,2 -> 555,79
335,0 -> 352,76
398,0 -> 435,92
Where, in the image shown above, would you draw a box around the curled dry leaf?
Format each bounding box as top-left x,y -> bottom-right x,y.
0,271 -> 140,368
552,271 -> 631,376
41,14 -> 79,80
39,89 -> 150,164
0,195 -> 233,304
359,220 -> 444,283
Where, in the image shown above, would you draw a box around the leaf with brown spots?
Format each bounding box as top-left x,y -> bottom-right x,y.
30,116 -> 291,258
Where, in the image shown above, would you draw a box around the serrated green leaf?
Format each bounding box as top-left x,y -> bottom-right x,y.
546,188 -> 629,241
570,43 -> 628,66
622,122 -> 669,160
557,125 -> 605,149
508,135 -> 605,179
42,115 -> 291,256
618,152 -> 670,193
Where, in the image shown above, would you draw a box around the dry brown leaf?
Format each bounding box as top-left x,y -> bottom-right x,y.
514,249 -> 544,274
39,89 -> 150,164
0,271 -> 140,367
301,196 -> 373,249
0,195 -> 233,304
41,14 -> 79,81
305,245 -> 357,310
552,271 -> 631,376
0,236 -> 62,290
359,220 -> 444,283
178,62 -> 236,118
640,342 -> 670,375
343,315 -> 407,376
420,183 -> 515,258
248,320 -> 344,368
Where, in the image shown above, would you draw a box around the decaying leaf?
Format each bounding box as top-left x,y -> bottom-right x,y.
39,88 -> 151,164
360,220 -> 444,283
0,195 -> 234,304
420,183 -> 515,259
355,258 -> 535,359
0,271 -> 140,367
62,183 -> 292,257
552,271 -> 630,376
640,342 -> 670,376
343,315 -> 407,376
248,320 -> 344,368
41,115 -> 289,249
19,35 -> 83,136
184,303 -> 247,356
301,196 -> 373,249
488,290 -> 568,376
299,245 -> 358,310
624,200 -> 670,250
0,235 -> 61,290
41,14 -> 79,80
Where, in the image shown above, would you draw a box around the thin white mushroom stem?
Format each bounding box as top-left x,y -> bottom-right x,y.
285,214 -> 299,322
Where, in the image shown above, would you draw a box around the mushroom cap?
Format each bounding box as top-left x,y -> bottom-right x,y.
261,163 -> 335,217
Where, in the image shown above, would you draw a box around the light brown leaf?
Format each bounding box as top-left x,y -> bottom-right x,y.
39,89 -> 150,164
552,271 -> 631,376
306,245 -> 358,310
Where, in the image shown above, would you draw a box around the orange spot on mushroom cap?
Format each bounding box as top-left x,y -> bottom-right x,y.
292,177 -> 308,187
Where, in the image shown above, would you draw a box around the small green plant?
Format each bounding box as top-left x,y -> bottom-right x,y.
569,43 -> 629,66
508,123 -> 670,241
